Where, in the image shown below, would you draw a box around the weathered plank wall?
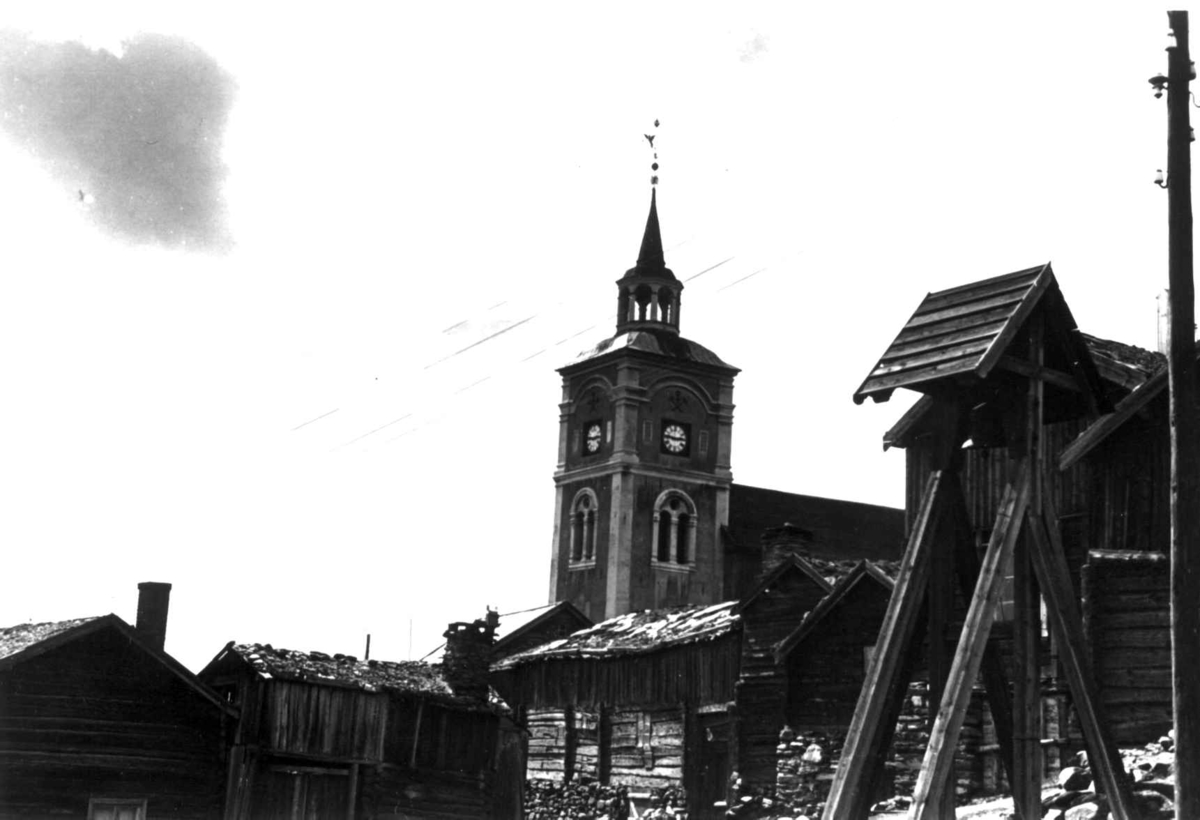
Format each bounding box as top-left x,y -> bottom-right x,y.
0,628 -> 226,819
266,680 -> 387,762
491,632 -> 739,710
906,420 -> 1093,592
367,763 -> 491,820
1082,550 -> 1172,745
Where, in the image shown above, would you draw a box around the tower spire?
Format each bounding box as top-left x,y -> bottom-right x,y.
635,188 -> 666,273
616,120 -> 682,334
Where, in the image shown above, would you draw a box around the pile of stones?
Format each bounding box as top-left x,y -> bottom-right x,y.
524,779 -> 630,820
1038,735 -> 1176,820
524,780 -> 687,820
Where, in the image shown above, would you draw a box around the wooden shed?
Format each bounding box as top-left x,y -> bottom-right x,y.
200,626 -> 523,820
491,599 -> 741,817
0,613 -> 234,820
492,544 -> 892,818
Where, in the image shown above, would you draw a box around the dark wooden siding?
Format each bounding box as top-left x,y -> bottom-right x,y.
265,680 -> 386,762
0,628 -> 226,819
491,633 -> 739,710
736,570 -> 829,788
1082,552 -> 1172,744
785,581 -> 891,730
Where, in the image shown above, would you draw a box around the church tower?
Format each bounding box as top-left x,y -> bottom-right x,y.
548,187 -> 739,621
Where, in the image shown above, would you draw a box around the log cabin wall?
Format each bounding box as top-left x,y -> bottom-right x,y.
1081,550 -> 1172,745
607,707 -> 685,791
784,581 -> 890,731
735,568 -> 830,789
0,626 -> 227,819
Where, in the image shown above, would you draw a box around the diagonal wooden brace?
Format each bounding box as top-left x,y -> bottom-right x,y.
1028,511 -> 1140,820
909,462 -> 1031,819
947,481 -> 1019,811
822,471 -> 948,820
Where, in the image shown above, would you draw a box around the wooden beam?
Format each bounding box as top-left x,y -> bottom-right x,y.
1012,524 -> 1043,820
822,470 -> 948,820
1028,512 -> 1139,820
908,463 -> 1030,819
410,698 -> 425,769
1166,13 -> 1200,818
1012,311 -> 1045,820
346,763 -> 359,820
928,482 -> 956,819
998,355 -> 1083,393
948,488 -> 1019,810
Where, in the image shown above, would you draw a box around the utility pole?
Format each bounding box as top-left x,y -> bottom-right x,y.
1165,10 -> 1200,819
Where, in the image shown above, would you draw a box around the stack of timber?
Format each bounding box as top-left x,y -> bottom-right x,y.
1082,549 -> 1172,744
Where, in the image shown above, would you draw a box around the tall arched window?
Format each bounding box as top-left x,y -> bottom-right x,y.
651,491 -> 696,568
569,490 -> 599,565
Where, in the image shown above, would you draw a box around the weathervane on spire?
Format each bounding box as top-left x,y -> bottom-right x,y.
644,119 -> 660,186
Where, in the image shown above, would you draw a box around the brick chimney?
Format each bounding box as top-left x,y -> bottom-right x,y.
760,523 -> 814,578
441,609 -> 499,701
136,582 -> 172,652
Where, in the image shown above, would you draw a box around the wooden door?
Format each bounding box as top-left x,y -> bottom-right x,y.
693,714 -> 732,820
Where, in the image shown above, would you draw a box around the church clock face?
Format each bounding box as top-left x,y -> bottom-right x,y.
662,422 -> 689,455
585,422 -> 603,454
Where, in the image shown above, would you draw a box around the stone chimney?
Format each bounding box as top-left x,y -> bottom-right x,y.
760,523 -> 814,578
136,582 -> 172,652
441,608 -> 499,701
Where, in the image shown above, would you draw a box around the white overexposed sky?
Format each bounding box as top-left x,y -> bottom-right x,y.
0,3 -> 1191,671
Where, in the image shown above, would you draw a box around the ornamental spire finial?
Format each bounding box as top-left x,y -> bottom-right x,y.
643,119 -> 660,187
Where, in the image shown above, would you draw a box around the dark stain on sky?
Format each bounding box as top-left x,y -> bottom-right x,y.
0,31 -> 236,251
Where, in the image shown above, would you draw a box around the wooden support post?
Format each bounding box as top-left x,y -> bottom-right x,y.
410,699 -> 425,769
1011,309 -> 1045,818
1028,513 -> 1139,820
346,762 -> 359,820
822,470 -> 948,820
928,488 -> 956,818
908,463 -> 1030,819
1012,524 -> 1043,819
1166,12 -> 1200,818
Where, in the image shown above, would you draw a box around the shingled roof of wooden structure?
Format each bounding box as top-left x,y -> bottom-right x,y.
883,333 -> 1163,451
491,601 -> 739,670
0,614 -> 232,712
773,561 -> 895,662
853,263 -> 1108,415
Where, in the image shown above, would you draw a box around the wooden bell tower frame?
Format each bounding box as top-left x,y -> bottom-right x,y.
827,264 -> 1139,820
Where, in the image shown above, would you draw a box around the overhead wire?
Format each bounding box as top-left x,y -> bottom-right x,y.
305,248 -> 766,450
